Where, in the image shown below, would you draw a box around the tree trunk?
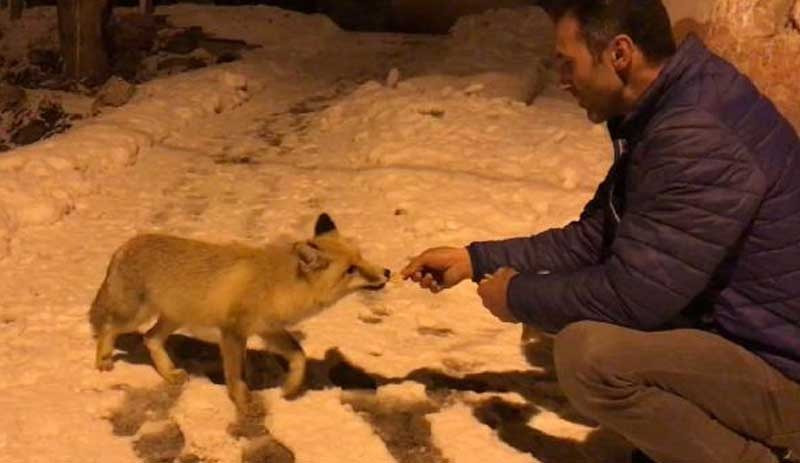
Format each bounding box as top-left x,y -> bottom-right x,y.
9,0 -> 23,21
139,0 -> 153,15
57,0 -> 112,85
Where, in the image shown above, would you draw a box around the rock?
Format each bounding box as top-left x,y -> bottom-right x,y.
39,101 -> 67,126
156,57 -> 207,74
709,0 -> 794,38
0,84 -> 26,111
11,120 -> 48,146
28,49 -> 61,74
111,50 -> 146,82
706,0 -> 800,130
94,76 -> 136,109
112,12 -> 161,52
317,0 -> 392,31
197,37 -> 248,60
161,28 -> 202,54
2,96 -> 69,148
752,0 -> 795,36
792,0 -> 800,28
215,51 -> 241,64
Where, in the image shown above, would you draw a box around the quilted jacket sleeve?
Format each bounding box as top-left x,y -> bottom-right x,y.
466,172 -> 611,281
506,112 -> 768,332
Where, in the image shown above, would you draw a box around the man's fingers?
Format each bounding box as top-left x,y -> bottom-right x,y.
419,273 -> 442,292
402,251 -> 452,293
400,258 -> 423,279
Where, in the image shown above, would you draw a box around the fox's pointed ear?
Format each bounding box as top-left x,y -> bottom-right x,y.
295,241 -> 329,274
314,213 -> 337,237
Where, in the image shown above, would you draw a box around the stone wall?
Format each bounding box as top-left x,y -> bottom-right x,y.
704,0 -> 800,129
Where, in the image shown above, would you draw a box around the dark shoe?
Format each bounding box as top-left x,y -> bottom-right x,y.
631,449 -> 655,463
632,447 -> 795,463
776,448 -> 795,463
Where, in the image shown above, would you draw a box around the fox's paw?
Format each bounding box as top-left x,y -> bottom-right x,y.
164,369 -> 188,385
96,357 -> 114,371
280,382 -> 304,400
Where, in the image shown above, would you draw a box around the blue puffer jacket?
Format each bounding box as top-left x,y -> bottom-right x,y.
467,36 -> 800,383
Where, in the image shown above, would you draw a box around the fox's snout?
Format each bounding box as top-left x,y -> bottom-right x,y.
365,268 -> 391,290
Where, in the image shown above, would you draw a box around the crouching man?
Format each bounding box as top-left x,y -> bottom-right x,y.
402,1 -> 800,461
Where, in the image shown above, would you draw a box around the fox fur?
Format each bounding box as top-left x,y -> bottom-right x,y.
89,213 -> 390,411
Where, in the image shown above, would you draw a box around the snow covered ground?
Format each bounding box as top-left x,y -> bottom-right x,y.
0,5 -> 633,463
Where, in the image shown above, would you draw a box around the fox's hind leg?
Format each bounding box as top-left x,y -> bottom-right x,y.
262,329 -> 306,399
144,316 -> 187,384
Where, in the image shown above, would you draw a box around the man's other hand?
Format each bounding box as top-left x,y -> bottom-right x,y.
477,267 -> 519,323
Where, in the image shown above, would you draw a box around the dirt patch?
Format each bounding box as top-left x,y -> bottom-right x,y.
343,392 -> 446,463
473,396 -> 631,463
473,397 -> 582,462
132,421 -> 186,463
107,382 -> 184,436
0,87 -> 72,152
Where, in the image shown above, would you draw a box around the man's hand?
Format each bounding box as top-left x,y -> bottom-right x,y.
401,247 -> 473,293
477,267 -> 519,323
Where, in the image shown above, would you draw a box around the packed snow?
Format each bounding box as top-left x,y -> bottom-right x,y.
0,5 -> 634,463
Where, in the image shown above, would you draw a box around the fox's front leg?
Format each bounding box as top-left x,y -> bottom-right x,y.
262,330 -> 306,398
95,324 -> 118,371
144,317 -> 187,384
220,329 -> 250,411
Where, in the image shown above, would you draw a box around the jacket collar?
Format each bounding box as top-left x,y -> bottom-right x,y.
607,35 -> 710,141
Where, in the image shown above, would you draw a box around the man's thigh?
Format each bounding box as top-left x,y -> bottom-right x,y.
554,321 -> 800,452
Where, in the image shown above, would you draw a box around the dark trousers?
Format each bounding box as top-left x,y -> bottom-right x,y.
553,321 -> 800,463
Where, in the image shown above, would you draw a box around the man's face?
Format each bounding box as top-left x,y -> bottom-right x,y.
554,15 -> 625,123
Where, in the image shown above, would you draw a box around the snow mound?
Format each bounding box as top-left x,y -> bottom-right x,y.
447,6 -> 555,69
0,67 -> 252,257
396,7 -> 556,104
307,80 -> 608,189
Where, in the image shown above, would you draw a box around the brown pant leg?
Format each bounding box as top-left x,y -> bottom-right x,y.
553,321 -> 800,463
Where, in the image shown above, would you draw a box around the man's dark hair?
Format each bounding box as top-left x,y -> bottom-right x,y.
548,0 -> 677,63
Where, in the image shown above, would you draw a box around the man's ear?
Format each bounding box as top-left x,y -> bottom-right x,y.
314,213 -> 338,237
295,241 -> 329,275
608,35 -> 634,70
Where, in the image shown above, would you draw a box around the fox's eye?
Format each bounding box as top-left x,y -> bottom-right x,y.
346,265 -> 358,275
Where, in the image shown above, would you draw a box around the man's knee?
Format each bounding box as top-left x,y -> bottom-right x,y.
554,321 -> 619,374
553,321 -> 639,409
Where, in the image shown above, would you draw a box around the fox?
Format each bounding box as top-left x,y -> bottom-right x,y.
89,213 -> 390,411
